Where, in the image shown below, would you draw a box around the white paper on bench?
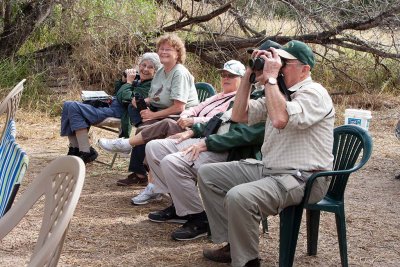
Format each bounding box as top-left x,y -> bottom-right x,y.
81,90 -> 110,101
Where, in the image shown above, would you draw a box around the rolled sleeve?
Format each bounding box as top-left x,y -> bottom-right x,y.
286,87 -> 333,129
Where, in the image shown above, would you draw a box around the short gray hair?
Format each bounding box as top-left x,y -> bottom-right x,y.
140,52 -> 161,71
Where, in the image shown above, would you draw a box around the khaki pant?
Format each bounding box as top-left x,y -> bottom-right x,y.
197,159 -> 330,267
139,118 -> 183,142
145,138 -> 228,216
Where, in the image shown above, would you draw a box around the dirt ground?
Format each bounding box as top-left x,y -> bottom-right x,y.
1,104 -> 400,267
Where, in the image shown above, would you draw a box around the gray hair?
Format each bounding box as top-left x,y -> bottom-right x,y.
140,52 -> 161,71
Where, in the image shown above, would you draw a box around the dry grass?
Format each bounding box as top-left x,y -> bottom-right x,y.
1,102 -> 400,266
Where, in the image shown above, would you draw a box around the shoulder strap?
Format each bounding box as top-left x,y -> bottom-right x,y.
278,74 -> 293,101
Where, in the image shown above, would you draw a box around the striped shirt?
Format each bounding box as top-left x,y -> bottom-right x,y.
180,91 -> 236,124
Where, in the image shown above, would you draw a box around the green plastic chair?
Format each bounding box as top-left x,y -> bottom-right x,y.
279,125 -> 373,267
195,82 -> 216,102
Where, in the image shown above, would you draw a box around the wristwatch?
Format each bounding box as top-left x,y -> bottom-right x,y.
265,77 -> 277,85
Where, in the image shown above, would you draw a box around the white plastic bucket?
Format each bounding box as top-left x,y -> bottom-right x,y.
344,109 -> 372,130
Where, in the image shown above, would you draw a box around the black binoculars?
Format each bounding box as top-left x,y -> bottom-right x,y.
248,57 -> 265,71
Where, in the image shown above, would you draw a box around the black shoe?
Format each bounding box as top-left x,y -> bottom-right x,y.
67,147 -> 79,156
148,205 -> 189,224
171,217 -> 209,241
245,258 -> 261,267
79,147 -> 98,164
203,244 -> 231,263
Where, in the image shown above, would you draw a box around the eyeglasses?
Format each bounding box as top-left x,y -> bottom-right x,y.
158,47 -> 175,53
139,63 -> 155,69
220,73 -> 239,79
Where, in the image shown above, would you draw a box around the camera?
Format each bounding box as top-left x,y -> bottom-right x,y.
248,57 -> 265,71
134,93 -> 147,112
123,70 -> 140,81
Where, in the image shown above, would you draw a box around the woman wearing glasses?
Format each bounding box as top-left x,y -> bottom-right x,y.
100,33 -> 199,185
60,52 -> 161,164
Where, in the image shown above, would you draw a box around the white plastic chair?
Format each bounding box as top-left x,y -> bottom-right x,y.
0,79 -> 26,141
0,156 -> 85,267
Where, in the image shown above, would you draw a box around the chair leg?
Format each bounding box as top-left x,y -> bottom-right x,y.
109,153 -> 118,169
335,210 -> 348,267
306,209 -> 321,256
261,218 -> 268,234
279,205 -> 303,267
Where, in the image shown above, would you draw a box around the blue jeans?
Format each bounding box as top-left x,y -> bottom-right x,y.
128,104 -> 143,127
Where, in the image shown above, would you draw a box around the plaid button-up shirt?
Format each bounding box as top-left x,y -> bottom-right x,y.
248,77 -> 334,171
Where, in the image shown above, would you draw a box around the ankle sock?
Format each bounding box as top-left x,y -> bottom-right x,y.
76,129 -> 91,152
68,135 -> 79,148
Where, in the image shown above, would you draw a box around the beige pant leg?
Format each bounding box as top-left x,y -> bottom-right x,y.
198,160 -> 306,267
161,147 -> 228,216
197,160 -> 264,243
146,138 -> 227,215
145,139 -> 182,193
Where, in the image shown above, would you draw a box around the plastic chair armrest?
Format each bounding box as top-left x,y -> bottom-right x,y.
303,170 -> 349,205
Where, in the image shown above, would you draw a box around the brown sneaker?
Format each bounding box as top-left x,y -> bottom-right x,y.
117,173 -> 148,186
203,243 -> 231,263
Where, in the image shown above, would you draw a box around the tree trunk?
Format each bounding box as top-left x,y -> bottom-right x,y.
0,0 -> 55,59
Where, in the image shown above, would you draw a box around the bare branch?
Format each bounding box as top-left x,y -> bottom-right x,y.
329,39 -> 400,59
314,49 -> 366,90
227,6 -> 264,37
339,4 -> 400,31
280,0 -> 333,30
160,0 -> 190,21
162,2 -> 232,32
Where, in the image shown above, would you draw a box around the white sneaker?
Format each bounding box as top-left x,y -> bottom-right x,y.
98,138 -> 132,153
131,184 -> 162,205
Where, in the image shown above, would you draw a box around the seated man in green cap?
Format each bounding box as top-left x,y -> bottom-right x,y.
198,40 -> 335,267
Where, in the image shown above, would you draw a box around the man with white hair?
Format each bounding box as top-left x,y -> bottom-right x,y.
198,40 -> 335,267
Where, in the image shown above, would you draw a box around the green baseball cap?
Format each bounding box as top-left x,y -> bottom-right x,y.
276,40 -> 315,69
247,40 -> 282,54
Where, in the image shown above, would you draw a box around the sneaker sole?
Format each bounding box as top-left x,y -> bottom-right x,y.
118,152 -> 131,158
172,232 -> 208,241
100,147 -> 131,154
97,142 -> 131,154
131,196 -> 162,206
148,218 -> 188,224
